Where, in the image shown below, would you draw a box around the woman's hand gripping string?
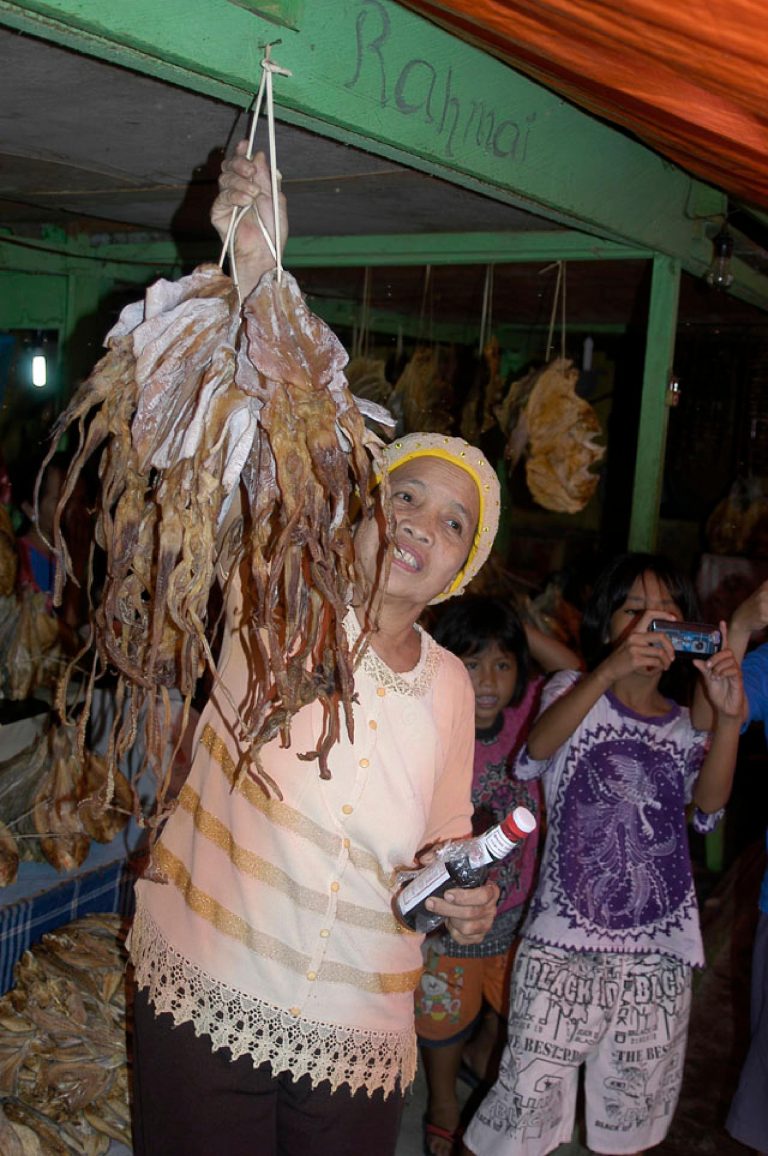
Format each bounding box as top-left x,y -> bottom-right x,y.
212,142 -> 289,298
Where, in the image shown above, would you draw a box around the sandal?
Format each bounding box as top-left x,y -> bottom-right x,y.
424,1119 -> 464,1156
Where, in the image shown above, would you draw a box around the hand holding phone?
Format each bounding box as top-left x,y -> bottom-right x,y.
647,620 -> 722,657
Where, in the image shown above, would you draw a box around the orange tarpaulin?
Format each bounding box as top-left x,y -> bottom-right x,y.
400,0 -> 768,210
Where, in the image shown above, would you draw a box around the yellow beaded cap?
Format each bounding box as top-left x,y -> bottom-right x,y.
380,432 -> 501,603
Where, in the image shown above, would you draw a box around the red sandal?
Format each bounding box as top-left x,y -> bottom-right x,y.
424,1119 -> 464,1156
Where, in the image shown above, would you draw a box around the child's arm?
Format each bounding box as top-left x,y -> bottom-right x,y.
728,579 -> 768,660
527,609 -> 675,760
691,625 -> 745,813
691,582 -> 768,730
524,623 -> 582,673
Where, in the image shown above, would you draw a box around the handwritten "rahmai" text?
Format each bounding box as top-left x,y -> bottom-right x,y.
345,0 -> 536,163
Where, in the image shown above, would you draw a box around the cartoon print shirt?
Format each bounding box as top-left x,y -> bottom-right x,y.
516,669 -> 719,968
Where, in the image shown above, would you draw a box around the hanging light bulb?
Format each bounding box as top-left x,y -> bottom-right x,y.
31,353 -> 47,388
704,226 -> 734,290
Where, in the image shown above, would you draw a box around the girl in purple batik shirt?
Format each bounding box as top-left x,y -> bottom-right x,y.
463,553 -> 744,1156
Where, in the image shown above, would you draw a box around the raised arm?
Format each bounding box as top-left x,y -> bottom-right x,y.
691,625 -> 745,813
728,579 -> 768,661
691,580 -> 768,730
211,142 -> 288,298
524,622 -> 582,673
526,609 -> 674,760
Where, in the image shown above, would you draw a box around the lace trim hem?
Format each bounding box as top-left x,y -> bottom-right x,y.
130,904 -> 418,1097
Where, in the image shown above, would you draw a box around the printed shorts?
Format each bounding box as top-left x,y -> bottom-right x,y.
464,941 -> 692,1156
415,940 -> 516,1046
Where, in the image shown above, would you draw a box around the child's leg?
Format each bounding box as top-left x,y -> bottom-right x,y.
416,943 -> 485,1155
464,942 -> 600,1156
421,1042 -> 466,1154
463,943 -> 516,1082
583,952 -> 692,1155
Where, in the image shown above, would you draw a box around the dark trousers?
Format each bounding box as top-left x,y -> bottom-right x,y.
131,987 -> 406,1156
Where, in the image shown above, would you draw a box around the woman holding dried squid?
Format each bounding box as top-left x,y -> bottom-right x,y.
128,145 -> 502,1156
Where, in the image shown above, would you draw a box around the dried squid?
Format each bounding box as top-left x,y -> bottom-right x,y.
391,345 -> 456,434
43,259 -> 390,820
495,357 -> 604,513
525,358 -> 605,514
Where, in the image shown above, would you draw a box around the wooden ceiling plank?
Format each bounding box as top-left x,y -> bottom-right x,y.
1,0 -> 752,300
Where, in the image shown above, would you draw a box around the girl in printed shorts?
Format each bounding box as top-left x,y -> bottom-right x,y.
463,553 -> 744,1156
417,596 -> 579,1156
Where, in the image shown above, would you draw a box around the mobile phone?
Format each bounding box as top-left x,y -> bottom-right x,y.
647,620 -> 722,657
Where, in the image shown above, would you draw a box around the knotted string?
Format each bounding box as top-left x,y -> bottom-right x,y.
218,44 -> 291,300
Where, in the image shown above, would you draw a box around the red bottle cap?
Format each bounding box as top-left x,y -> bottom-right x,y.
501,806 -> 536,841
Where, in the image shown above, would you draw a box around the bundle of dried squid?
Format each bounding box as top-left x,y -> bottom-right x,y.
0,913 -> 130,1154
43,255 -> 390,814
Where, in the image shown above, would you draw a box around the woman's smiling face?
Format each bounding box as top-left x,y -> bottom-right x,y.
354,456 -> 480,610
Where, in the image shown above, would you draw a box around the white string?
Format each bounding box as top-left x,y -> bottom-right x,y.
477,264 -> 494,356
354,267 -> 372,358
544,260 -> 563,362
264,57 -> 285,285
561,262 -> 567,361
418,265 -> 432,343
218,46 -> 291,297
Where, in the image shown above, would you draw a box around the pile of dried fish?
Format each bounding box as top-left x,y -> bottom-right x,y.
44,260 -> 390,813
0,913 -> 130,1154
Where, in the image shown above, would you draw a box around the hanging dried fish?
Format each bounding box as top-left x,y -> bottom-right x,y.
494,362 -> 541,469
32,728 -> 90,873
524,357 -> 604,513
459,336 -> 504,446
391,345 -> 456,434
495,358 -> 604,513
345,356 -> 392,410
0,592 -> 61,702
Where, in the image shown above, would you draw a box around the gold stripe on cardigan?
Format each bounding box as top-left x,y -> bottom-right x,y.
154,844 -> 423,994
177,784 -> 403,936
200,724 -> 395,891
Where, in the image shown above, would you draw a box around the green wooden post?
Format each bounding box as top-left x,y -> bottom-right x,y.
628,254 -> 681,551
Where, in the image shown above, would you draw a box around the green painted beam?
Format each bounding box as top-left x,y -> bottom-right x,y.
224,0 -> 303,31
0,228 -> 648,272
306,295 -> 627,343
287,232 -> 650,266
0,0 -> 740,287
0,270 -> 68,329
628,254 -> 681,551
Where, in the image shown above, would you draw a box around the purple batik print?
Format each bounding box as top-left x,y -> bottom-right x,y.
559,724 -> 689,931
